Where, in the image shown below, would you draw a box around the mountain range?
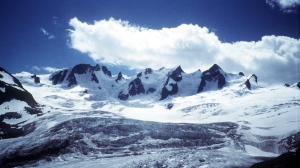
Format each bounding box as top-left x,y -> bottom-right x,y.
0,63 -> 299,167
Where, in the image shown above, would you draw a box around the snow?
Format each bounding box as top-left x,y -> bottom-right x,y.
0,70 -> 15,85
245,145 -> 278,157
0,67 -> 298,167
0,99 -> 27,115
0,87 -> 5,92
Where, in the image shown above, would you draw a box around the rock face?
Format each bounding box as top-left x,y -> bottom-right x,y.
160,66 -> 184,100
245,74 -> 258,90
128,78 -> 145,96
0,67 -> 41,139
250,148 -> 300,168
297,82 -> 300,89
31,75 -> 40,84
49,64 -> 106,87
115,72 -> 123,83
0,67 -> 37,107
197,64 -> 226,93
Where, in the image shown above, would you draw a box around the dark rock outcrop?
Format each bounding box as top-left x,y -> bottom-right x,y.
250,148 -> 300,168
0,67 -> 38,107
128,78 -> 145,96
168,66 -> 184,82
31,75 -> 40,84
297,82 -> 300,89
0,67 -> 41,139
145,68 -> 153,75
115,72 -> 123,83
49,64 -> 104,87
160,66 -> 184,100
146,88 -> 156,94
197,64 -> 226,93
118,92 -> 129,101
101,66 -> 112,77
284,84 -> 290,87
245,74 -> 258,90
239,72 -> 244,76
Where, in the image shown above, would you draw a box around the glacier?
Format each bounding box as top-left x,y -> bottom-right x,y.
0,64 -> 299,167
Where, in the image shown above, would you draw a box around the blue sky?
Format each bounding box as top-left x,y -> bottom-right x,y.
0,0 -> 299,83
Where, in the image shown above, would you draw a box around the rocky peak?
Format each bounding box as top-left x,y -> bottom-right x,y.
245,74 -> 258,90
197,64 -> 226,93
160,66 -> 184,100
50,64 -> 103,87
145,68 -> 153,75
115,72 -> 123,83
101,66 -> 112,77
168,66 -> 184,82
0,67 -> 37,107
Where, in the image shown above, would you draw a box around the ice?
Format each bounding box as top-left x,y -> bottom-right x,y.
0,68 -> 298,167
245,145 -> 278,157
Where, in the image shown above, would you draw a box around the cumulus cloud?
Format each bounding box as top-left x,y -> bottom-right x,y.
266,0 -> 300,12
68,17 -> 300,84
40,28 -> 55,39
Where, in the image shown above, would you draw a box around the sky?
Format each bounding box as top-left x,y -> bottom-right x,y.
0,0 -> 299,84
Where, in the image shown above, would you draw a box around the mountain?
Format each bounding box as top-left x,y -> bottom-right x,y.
48,63 -> 247,101
0,63 -> 299,167
0,67 -> 42,139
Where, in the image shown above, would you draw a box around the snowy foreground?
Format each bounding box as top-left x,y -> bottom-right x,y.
0,71 -> 299,167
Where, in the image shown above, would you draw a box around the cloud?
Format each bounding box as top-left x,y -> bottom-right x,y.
266,0 -> 300,12
68,17 -> 300,84
40,28 -> 55,39
31,66 -> 41,71
42,67 -> 61,73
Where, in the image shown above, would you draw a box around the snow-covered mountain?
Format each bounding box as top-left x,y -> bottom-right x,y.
0,64 -> 299,167
0,67 -> 42,139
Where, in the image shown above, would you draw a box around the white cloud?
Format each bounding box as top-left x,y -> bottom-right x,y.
68,17 -> 300,84
40,28 -> 55,39
266,0 -> 300,12
42,67 -> 60,73
31,66 -> 41,71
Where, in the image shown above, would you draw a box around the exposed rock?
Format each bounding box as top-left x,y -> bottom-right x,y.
284,84 -> 290,87
239,72 -> 245,76
0,67 -> 41,139
245,74 -> 258,90
118,92 -> 129,101
160,66 -> 184,100
0,67 -> 38,107
101,66 -> 112,77
145,68 -> 153,75
297,82 -> 300,89
250,148 -> 300,168
245,79 -> 251,90
137,72 -> 142,78
115,72 -> 123,83
146,88 -> 156,94
50,69 -> 68,85
128,78 -> 145,96
168,66 -> 184,82
197,64 -> 226,93
49,64 -> 103,87
31,75 -> 40,84
166,103 -> 174,109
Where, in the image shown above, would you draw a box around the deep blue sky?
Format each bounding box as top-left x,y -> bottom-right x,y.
0,0 -> 299,75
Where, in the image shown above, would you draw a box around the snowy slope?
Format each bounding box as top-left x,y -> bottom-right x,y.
0,64 -> 299,167
0,67 -> 43,139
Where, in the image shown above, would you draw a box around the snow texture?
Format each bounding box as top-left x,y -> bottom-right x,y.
0,64 -> 299,167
